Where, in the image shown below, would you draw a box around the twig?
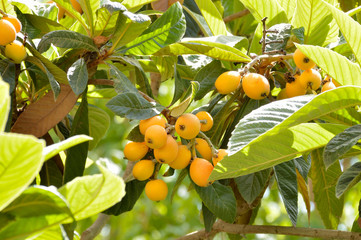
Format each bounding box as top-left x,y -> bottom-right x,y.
88,79 -> 114,86
239,54 -> 293,75
223,9 -> 250,23
261,17 -> 268,54
176,221 -> 361,240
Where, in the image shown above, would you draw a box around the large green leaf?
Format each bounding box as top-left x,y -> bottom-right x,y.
310,148 -> 343,229
155,36 -> 251,62
0,0 -> 15,15
123,2 -> 186,55
0,133 -> 45,211
211,86 -> 361,180
170,81 -> 199,117
0,79 -> 10,132
0,60 -> 15,93
336,162 -> 361,198
321,107 -> 361,126
59,165 -> 125,222
94,7 -> 119,36
295,44 -> 361,86
121,0 -> 155,11
291,0 -> 338,46
277,0 -> 297,21
23,14 -> 66,37
0,186 -> 73,240
202,203 -> 216,232
326,2 -> 361,65
38,30 -> 99,53
79,0 -> 100,36
194,182 -> 236,223
67,58 -> 89,95
193,0 -> 228,36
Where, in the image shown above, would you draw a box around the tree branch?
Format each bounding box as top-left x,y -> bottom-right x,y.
223,9 -> 250,23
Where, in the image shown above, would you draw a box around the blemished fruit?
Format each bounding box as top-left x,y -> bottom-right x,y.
195,111 -> 213,132
132,160 -> 155,181
212,149 -> 228,165
321,81 -> 337,92
144,125 -> 167,149
215,71 -> 241,94
293,48 -> 316,70
285,75 -> 307,98
242,73 -> 270,100
123,141 -> 149,161
299,69 -> 322,90
145,179 -> 168,201
154,135 -> 179,164
2,15 -> 21,33
5,40 -> 27,64
175,113 -> 201,139
195,138 -> 212,161
0,19 -> 16,46
139,115 -> 167,135
169,145 -> 191,169
190,158 -> 214,187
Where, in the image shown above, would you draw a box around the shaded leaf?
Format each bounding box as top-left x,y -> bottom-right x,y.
170,81 -> 199,117
202,203 -> 216,232
23,14 -> 66,37
67,58 -> 88,95
0,60 -> 16,93
126,125 -> 144,142
171,67 -> 190,105
0,79 -> 10,132
296,169 -> 311,225
293,155 -> 311,182
336,162 -> 361,198
264,23 -> 291,52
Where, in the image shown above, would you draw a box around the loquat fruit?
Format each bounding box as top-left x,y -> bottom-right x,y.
154,135 -> 178,164
190,158 -> 214,187
242,73 -> 270,100
321,81 -> 337,92
195,138 -> 212,161
195,111 -> 213,132
3,15 -> 21,33
144,125 -> 167,149
212,149 -> 228,166
169,144 -> 191,169
0,19 -> 16,46
123,141 -> 149,161
293,48 -> 316,70
215,71 -> 241,94
132,160 -> 155,181
299,69 -> 322,90
285,74 -> 307,98
145,179 -> 168,201
5,40 -> 27,64
175,113 -> 200,139
139,115 -> 167,135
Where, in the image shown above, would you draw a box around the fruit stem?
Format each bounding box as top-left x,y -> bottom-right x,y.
151,162 -> 162,180
0,9 -> 8,17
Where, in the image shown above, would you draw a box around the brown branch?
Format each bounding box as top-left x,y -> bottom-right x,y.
177,221 -> 361,240
223,9 -> 250,23
239,53 -> 293,75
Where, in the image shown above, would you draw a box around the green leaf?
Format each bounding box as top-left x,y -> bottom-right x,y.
0,79 -> 10,132
211,86 -> 361,180
104,179 -> 146,216
264,23 -> 291,52
124,2 -> 186,55
59,165 -> 125,222
326,2 -> 361,65
108,64 -> 138,94
278,0 -> 297,21
293,155 -> 311,181
291,0 -> 338,46
0,186 -> 73,240
171,67 -> 190,105
40,160 -> 63,188
235,168 -> 271,204
106,92 -> 165,120
295,44 -> 361,86
170,168 -> 188,202
336,162 -> 361,198
155,36 -> 251,62
324,124 -> 361,169
151,56 -> 177,82
43,135 -> 92,161
321,107 -> 361,126
88,105 -> 110,150
0,0 -> 15,15
0,133 -> 45,211
202,203 -> 216,232
0,60 -> 15,93
193,0 -> 228,36
170,81 -> 199,117
274,161 -> 298,226
38,30 -> 98,53
296,169 -> 311,225
310,148 -> 343,229
121,0 -> 155,11
126,125 -> 144,142
67,58 -> 89,95
94,7 -> 119,36
79,0 -> 99,36
240,0 -> 288,25
194,182 -> 236,223
23,14 -> 66,37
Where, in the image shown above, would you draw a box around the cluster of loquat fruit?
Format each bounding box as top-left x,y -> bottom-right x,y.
124,112 -> 227,201
0,12 -> 27,64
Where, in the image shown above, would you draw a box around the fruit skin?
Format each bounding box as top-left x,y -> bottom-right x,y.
5,40 -> 27,64
299,69 -> 322,90
139,115 -> 167,135
154,135 -> 179,164
190,158 -> 214,187
242,73 -> 270,100
145,179 -> 168,201
144,125 -> 167,149
285,74 -> 307,98
212,149 -> 228,166
70,0 -> 83,14
0,19 -> 16,46
175,113 -> 201,140
169,145 -> 191,169
321,81 -> 337,92
196,111 -> 213,132
215,71 -> 241,94
293,48 -> 316,70
277,88 -> 288,100
123,141 -> 149,161
195,138 -> 212,161
132,160 -> 155,181
3,15 -> 21,33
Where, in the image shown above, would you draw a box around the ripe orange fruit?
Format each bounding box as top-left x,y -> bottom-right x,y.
293,48 -> 316,70
285,74 -> 307,98
195,138 -> 212,161
132,160 -> 155,181
190,158 -> 214,187
123,141 -> 149,161
154,135 -> 178,164
299,69 -> 322,90
212,149 -> 228,165
5,40 -> 27,64
242,73 -> 270,100
0,19 -> 16,46
3,15 -> 21,33
175,113 -> 200,139
321,81 -> 336,92
277,88 -> 288,100
144,125 -> 167,149
195,111 -> 213,132
145,179 -> 168,201
169,145 -> 191,169
215,71 -> 241,94
139,115 -> 167,135
70,0 -> 83,14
